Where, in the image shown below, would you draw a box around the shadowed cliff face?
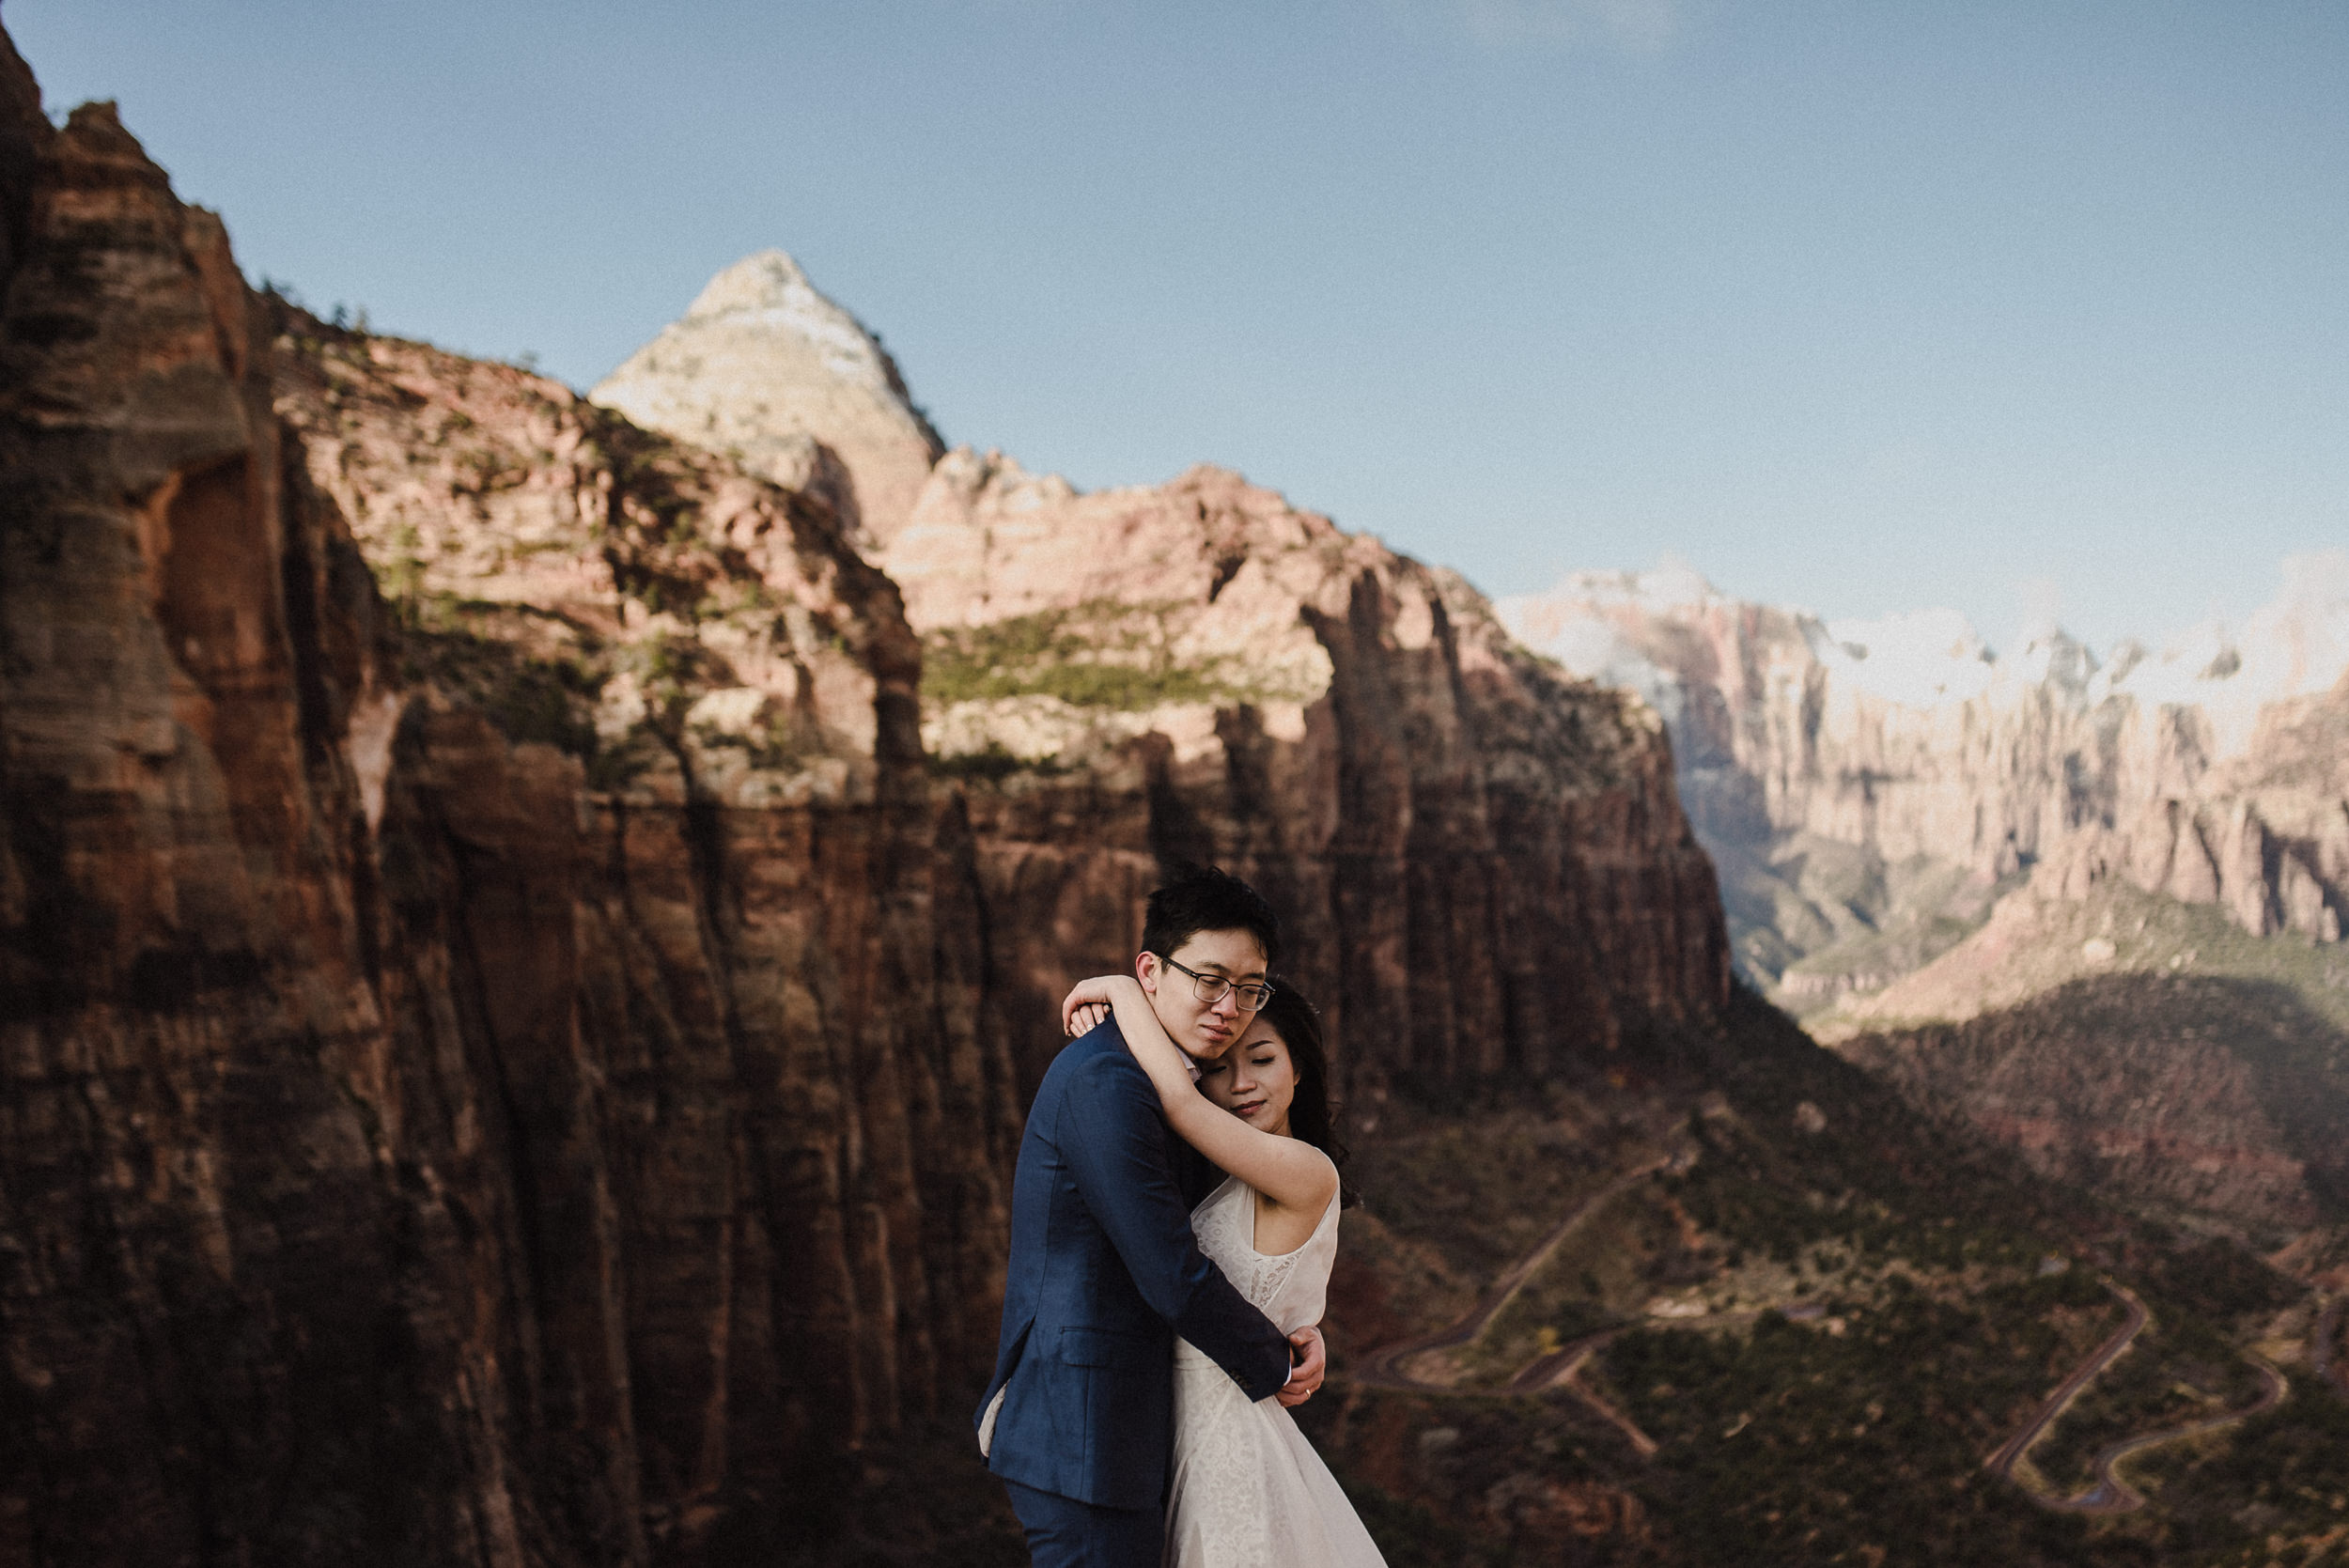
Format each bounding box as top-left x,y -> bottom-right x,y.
268,303 -> 1024,1519
0,69 -> 522,1566
0,39 -> 1014,1563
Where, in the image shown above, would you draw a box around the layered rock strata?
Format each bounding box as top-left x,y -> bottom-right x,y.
594,257 -> 1734,1098
269,304 -> 1021,1545
1498,567 -> 2349,1003
1816,686 -> 2349,1233
2024,675 -> 2349,942
0,45 -> 1012,1563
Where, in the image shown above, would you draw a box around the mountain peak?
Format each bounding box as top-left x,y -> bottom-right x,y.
683,248 -> 814,315
677,250 -> 887,382
591,249 -> 943,539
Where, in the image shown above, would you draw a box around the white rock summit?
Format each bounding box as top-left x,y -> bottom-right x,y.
591,249 -> 943,538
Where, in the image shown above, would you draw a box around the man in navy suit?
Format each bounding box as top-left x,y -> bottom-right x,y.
975,866 -> 1325,1566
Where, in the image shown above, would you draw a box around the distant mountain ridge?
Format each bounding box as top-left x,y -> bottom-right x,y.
1492,567 -> 2349,1253
1496,561 -> 2349,1010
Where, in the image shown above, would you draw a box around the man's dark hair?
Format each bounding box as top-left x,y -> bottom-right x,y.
1140,864 -> 1281,968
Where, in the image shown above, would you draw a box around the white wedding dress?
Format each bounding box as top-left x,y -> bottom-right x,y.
1167,1175 -> 1388,1568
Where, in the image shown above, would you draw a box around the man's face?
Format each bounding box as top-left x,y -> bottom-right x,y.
1136,927 -> 1269,1063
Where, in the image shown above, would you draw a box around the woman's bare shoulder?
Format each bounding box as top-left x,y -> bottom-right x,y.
1265,1143 -> 1340,1204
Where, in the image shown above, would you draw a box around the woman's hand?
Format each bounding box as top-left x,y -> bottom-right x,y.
1061,975 -> 1134,1038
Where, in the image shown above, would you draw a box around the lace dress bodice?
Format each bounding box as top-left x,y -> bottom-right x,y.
1184,1174 -> 1337,1335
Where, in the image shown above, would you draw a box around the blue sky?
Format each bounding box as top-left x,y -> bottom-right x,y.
16,0 -> 2346,653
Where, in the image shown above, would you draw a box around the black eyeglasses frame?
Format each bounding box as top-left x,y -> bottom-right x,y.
1158,955 -> 1274,1013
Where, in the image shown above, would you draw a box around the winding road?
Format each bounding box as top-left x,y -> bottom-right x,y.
1347,1155 -> 1673,1454
1984,1281 -> 2148,1483
2048,1358 -> 2287,1514
1351,1157 -> 1669,1394
1346,1140 -> 1857,1461
1503,1328 -> 1661,1455
1986,1281 -> 2289,1514
1346,1140 -> 2317,1496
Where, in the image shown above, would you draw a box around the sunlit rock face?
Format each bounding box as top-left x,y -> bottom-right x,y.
1504,567 -> 2349,1235
1496,563 -> 2349,1005
885,452 -> 1733,1100
585,262 -> 1735,1096
591,249 -> 944,540
1834,669 -> 2349,1036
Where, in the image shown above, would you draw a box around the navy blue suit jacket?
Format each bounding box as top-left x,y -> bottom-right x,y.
976,1017 -> 1292,1510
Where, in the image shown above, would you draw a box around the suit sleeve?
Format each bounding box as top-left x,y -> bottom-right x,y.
1171,1137 -> 1221,1210
1058,1052 -> 1294,1401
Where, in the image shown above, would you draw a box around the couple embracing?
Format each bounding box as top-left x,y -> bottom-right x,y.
976,866 -> 1387,1568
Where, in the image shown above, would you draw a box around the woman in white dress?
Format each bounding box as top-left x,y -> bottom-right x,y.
1060,974 -> 1389,1568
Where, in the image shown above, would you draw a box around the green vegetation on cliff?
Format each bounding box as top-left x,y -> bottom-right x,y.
921,599 -> 1300,711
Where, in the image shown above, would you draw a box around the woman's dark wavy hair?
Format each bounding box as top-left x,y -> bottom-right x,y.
1256,981 -> 1357,1206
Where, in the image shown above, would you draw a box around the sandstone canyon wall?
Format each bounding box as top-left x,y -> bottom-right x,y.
889,453 -> 1732,1099
0,50 -> 1012,1562
1498,567 -> 2349,1007
0,39 -> 1729,1564
1498,573 -> 2349,1238
1816,681 -> 2349,1231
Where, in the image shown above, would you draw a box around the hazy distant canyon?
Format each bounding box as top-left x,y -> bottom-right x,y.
1498,561 -> 2349,1008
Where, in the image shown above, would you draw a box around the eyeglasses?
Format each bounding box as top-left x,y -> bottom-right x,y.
1160,956 -> 1274,1013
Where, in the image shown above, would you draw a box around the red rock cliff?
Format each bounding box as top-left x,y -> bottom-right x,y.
0,31 -> 1726,1564
0,37 -> 1013,1562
